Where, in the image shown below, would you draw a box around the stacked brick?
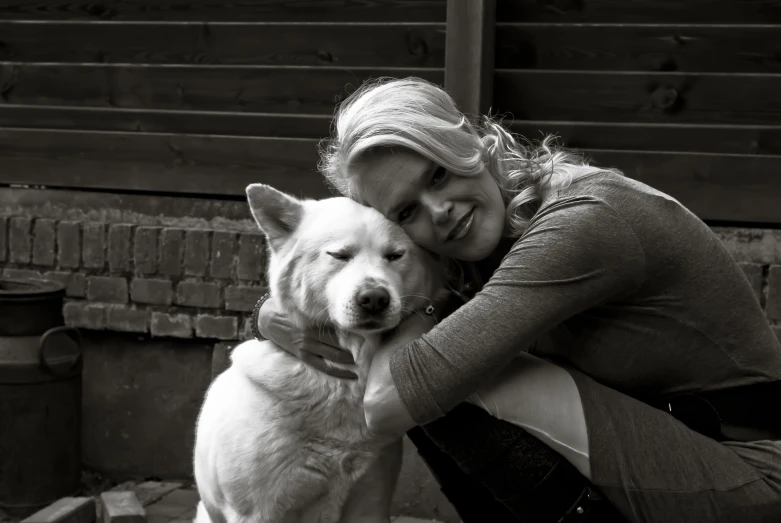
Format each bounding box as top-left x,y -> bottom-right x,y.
0,216 -> 267,341
1,218 -> 780,343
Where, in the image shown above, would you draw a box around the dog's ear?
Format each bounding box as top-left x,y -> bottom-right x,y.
246,184 -> 304,251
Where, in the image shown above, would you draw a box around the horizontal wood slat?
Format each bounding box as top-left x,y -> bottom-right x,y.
0,105 -> 333,138
0,128 -> 331,198
0,21 -> 446,68
0,64 -> 444,114
508,120 -> 781,155
4,105 -> 781,155
0,1 -> 447,22
7,66 -> 777,125
496,24 -> 781,73
495,0 -> 781,24
494,70 -> 781,125
1,128 -> 779,224
590,149 -> 781,224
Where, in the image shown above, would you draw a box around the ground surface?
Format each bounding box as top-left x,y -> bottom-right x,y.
1,481 -> 444,523
145,485 -> 442,523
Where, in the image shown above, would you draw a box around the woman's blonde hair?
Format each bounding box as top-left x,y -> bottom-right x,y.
319,76 -> 616,238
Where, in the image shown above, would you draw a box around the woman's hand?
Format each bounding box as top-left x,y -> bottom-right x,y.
257,296 -> 358,380
364,310 -> 440,436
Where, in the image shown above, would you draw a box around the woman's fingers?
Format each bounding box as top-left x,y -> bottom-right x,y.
310,326 -> 342,349
308,342 -> 355,364
301,353 -> 358,380
304,327 -> 354,363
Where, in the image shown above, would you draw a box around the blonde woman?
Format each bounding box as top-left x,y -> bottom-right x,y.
256,77 -> 781,523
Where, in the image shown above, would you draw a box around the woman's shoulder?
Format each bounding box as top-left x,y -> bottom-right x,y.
553,169 -> 682,211
531,171 -> 637,232
508,179 -> 648,270
536,169 -> 690,236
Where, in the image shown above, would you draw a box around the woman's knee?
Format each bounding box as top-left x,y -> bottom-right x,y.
468,352 -> 592,479
420,402 -> 542,475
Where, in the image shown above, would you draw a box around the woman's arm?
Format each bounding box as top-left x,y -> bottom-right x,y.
257,296 -> 358,379
365,197 -> 647,432
364,312 -> 437,436
364,291 -> 471,435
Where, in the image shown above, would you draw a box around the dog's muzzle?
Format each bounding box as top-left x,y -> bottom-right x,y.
356,286 -> 390,314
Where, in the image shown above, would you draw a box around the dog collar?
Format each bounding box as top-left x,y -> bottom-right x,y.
251,292 -> 272,341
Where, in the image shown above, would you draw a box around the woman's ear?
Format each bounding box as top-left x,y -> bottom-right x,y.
245,184 -> 305,252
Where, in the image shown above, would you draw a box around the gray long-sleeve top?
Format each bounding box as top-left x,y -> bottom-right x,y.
389,171 -> 781,425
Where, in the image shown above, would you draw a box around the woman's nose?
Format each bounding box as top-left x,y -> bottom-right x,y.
425,196 -> 453,225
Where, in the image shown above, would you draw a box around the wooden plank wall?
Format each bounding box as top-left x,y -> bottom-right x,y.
0,0 -> 447,199
1,1 -> 780,225
493,0 -> 781,225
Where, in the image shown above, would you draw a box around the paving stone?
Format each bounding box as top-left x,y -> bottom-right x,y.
156,489 -> 199,508
144,504 -> 187,518
131,482 -> 183,507
21,497 -> 96,523
100,492 -> 145,523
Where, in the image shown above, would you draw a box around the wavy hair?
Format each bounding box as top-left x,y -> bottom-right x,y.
319,76 -> 618,239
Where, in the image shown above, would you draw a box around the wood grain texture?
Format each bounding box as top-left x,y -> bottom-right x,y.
588,149 -> 781,224
0,104 -> 332,137
0,128 -> 331,198
508,120 -> 781,155
0,0 -> 447,22
0,63 -> 444,114
493,70 -> 781,125
495,0 -> 781,24
4,104 -> 781,155
496,24 -> 781,73
0,21 -> 446,68
444,0 -> 495,117
1,128 -> 779,224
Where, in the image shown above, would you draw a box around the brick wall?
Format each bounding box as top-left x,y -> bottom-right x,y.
0,215 -> 267,342
0,213 -> 780,344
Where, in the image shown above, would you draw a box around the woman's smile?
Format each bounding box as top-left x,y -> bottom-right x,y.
447,206 -> 475,242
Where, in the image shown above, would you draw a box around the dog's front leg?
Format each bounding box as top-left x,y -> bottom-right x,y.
340,439 -> 403,523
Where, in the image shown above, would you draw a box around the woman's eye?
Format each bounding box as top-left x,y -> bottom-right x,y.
398,205 -> 415,223
385,251 -> 405,262
326,251 -> 351,261
432,166 -> 448,184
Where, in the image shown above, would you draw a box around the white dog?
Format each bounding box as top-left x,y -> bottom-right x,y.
193,184 -> 448,523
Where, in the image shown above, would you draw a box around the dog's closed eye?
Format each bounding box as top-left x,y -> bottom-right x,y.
327,251 -> 352,261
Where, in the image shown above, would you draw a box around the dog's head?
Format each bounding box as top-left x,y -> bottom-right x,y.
246,184 -> 447,335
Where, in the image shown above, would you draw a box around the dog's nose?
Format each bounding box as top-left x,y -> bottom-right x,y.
357,287 -> 390,312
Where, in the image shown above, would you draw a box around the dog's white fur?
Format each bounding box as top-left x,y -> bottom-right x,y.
193,184 -> 448,523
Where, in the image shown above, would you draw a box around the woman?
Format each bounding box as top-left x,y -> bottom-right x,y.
255,77 -> 781,523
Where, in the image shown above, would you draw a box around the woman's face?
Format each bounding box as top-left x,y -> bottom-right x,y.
351,148 -> 505,262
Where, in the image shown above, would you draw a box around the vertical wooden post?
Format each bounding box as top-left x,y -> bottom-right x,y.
444,0 -> 496,119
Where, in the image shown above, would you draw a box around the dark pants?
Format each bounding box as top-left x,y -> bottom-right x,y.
408,403 -> 625,523
407,425 -> 521,522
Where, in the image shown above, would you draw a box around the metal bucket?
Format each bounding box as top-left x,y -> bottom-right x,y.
0,277 -> 83,517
